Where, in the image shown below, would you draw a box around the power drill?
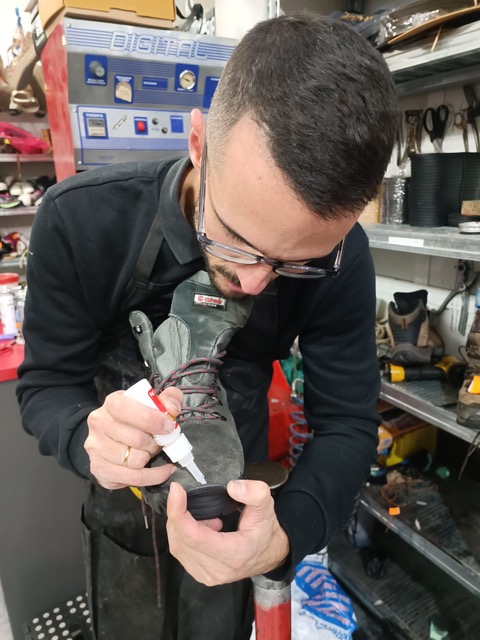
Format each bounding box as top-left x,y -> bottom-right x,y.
386,355 -> 466,388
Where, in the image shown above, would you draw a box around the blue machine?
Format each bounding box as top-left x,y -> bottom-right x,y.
62,19 -> 236,167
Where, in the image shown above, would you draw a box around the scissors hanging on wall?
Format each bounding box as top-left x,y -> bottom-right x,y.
422,104 -> 449,152
454,109 -> 470,152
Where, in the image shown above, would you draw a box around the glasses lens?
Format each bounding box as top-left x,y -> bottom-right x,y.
275,266 -> 327,278
203,243 -> 259,265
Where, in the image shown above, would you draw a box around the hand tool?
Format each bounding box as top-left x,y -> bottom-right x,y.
422,104 -> 449,152
386,356 -> 466,387
399,110 -> 423,164
463,84 -> 480,152
454,109 -> 469,152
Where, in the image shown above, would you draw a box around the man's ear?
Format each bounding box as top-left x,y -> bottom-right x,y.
188,108 -> 205,171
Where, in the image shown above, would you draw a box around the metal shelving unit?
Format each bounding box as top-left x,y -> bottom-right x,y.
364,223 -> 480,261
384,20 -> 480,97
0,207 -> 36,217
333,34 -> 480,634
380,379 -> 479,444
328,534 -> 480,640
0,154 -> 53,163
360,479 -> 480,598
0,258 -> 25,269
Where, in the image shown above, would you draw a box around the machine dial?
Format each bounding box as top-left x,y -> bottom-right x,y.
179,69 -> 197,91
89,60 -> 106,79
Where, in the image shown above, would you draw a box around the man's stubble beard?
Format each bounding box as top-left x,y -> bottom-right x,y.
199,244 -> 247,301
193,198 -> 247,300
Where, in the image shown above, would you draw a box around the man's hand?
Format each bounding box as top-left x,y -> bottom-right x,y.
166,479 -> 290,586
85,386 -> 183,489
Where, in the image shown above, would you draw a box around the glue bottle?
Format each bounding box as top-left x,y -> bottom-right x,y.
124,379 -> 206,485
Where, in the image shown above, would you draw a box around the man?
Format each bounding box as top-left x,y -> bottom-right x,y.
17,12 -> 397,640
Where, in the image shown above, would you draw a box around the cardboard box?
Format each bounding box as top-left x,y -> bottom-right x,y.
461,200 -> 480,217
39,0 -> 176,29
376,406 -> 437,467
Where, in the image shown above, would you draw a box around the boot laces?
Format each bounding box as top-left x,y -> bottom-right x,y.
150,351 -> 226,424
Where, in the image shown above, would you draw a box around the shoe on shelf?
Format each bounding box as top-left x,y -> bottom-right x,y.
9,85 -> 40,115
0,194 -> 21,209
387,290 -> 444,365
3,31 -> 38,92
129,270 -> 253,520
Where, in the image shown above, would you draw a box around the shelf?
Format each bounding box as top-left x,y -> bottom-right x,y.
360,476 -> 480,598
0,206 -> 36,217
364,223 -> 480,260
0,258 -> 25,269
380,379 -> 479,444
384,20 -> 480,97
0,154 -> 53,163
394,62 -> 480,97
328,533 -> 480,640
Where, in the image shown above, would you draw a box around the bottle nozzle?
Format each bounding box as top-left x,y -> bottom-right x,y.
186,460 -> 206,485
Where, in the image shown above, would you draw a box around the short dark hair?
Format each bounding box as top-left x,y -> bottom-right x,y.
207,13 -> 398,220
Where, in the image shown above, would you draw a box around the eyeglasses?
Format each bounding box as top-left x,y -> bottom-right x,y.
196,145 -> 345,279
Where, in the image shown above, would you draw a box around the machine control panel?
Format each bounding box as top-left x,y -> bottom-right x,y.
65,19 -> 236,167
74,106 -> 192,165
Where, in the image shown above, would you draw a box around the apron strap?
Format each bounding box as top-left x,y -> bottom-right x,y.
123,163 -> 172,304
131,210 -> 165,290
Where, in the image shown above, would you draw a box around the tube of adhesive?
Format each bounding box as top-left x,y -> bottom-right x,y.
124,379 -> 206,485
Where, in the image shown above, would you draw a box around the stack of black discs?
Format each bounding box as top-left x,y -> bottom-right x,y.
409,153 -> 480,227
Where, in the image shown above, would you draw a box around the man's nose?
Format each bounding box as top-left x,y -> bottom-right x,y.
235,263 -> 277,296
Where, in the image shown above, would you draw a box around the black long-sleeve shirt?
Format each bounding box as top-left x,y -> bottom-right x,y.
17,156 -> 380,577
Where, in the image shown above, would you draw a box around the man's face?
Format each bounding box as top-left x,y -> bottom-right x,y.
197,117 -> 358,299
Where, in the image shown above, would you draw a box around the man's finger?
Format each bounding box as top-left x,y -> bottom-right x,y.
199,518 -> 223,532
167,481 -> 188,519
227,479 -> 271,509
91,460 -> 177,490
109,392 -> 177,436
158,386 -> 184,417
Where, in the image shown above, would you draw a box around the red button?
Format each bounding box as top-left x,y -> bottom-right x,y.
136,120 -> 146,132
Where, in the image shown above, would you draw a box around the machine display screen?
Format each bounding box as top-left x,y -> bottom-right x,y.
86,116 -> 107,137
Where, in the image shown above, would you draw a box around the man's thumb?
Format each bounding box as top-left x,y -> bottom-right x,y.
227,479 -> 271,512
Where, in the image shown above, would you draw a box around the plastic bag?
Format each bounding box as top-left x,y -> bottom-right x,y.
292,556 -> 357,640
0,122 -> 50,154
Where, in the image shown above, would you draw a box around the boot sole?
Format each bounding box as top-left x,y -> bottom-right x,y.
186,484 -> 241,520
391,343 -> 433,365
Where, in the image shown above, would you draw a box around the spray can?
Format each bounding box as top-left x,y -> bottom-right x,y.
13,286 -> 26,343
0,273 -> 20,337
0,289 -> 16,336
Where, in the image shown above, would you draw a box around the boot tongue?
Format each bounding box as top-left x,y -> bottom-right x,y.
171,270 -> 253,358
393,289 -> 428,314
153,270 -> 253,410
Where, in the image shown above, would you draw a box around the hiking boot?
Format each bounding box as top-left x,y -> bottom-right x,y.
388,290 -> 444,365
456,320 -> 480,429
129,270 -> 253,520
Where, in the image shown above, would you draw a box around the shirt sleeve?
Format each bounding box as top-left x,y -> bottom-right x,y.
16,192 -> 105,478
268,239 -> 380,580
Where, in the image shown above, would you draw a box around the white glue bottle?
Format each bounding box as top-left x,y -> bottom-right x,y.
124,379 -> 206,485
